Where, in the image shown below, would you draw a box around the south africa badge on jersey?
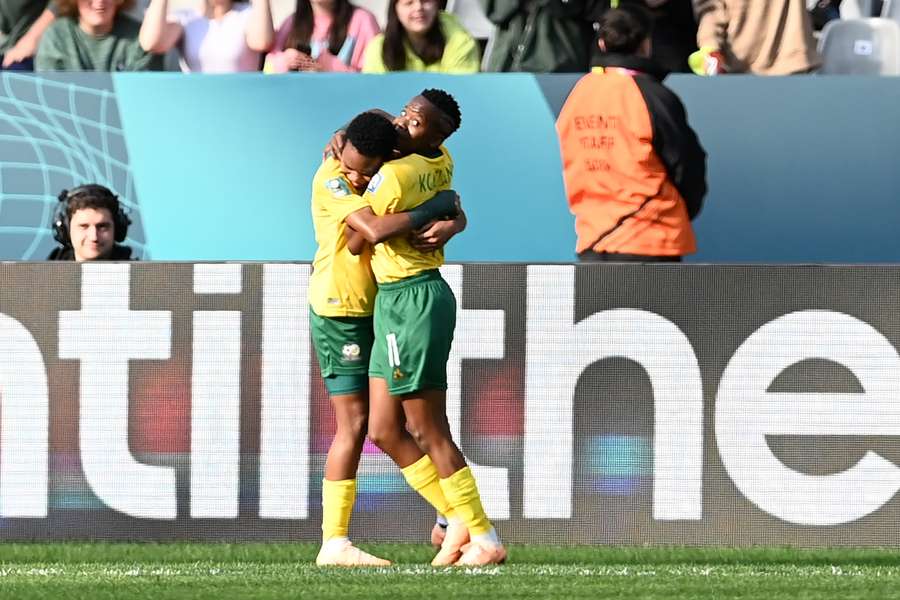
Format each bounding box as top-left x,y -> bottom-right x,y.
325,177 -> 351,198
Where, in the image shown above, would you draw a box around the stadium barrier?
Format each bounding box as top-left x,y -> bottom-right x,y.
1,73 -> 899,263
1,261 -> 898,546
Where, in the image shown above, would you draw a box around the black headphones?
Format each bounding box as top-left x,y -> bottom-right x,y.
52,184 -> 131,247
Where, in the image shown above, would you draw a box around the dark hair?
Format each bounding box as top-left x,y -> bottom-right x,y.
421,88 -> 461,132
382,0 -> 445,71
345,112 -> 398,159
284,0 -> 354,56
55,0 -> 134,20
597,6 -> 651,55
65,185 -> 121,220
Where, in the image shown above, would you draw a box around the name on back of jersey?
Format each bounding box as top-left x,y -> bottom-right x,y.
418,166 -> 453,193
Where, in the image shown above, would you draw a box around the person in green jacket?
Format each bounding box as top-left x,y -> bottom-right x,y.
35,0 -> 162,71
362,0 -> 479,73
482,0 -> 607,72
0,0 -> 55,70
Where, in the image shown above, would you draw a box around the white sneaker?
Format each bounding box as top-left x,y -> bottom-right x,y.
454,540 -> 507,566
431,521 -> 470,566
315,540 -> 391,567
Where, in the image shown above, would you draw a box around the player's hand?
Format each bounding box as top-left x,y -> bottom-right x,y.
409,218 -> 460,251
323,130 -> 346,160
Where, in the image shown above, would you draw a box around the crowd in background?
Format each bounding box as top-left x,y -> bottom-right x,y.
0,0 -> 854,74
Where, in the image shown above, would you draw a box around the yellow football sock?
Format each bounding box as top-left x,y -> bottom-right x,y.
401,455 -> 455,519
321,478 -> 355,541
439,466 -> 492,536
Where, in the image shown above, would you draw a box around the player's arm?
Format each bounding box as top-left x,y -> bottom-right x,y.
409,205 -> 468,252
345,189 -> 459,247
345,226 -> 367,256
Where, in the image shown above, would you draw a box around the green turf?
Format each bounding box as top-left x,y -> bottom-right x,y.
2,543 -> 900,599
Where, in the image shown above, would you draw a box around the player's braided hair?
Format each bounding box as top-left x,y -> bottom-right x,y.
346,111 -> 398,159
421,88 -> 461,133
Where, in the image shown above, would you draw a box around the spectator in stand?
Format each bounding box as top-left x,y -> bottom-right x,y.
690,0 -> 820,75
0,1 -> 55,70
616,0 -> 697,73
35,0 -> 162,70
139,0 -> 274,72
556,6 -> 706,262
362,0 -> 479,73
807,0 -> 840,32
482,0 -> 606,72
47,184 -> 136,261
264,0 -> 379,72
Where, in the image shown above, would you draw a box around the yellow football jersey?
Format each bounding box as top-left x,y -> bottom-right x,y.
364,147 -> 454,283
308,157 -> 377,317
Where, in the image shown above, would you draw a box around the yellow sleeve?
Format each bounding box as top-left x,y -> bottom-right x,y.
362,35 -> 387,73
442,30 -> 480,74
320,175 -> 370,222
363,166 -> 403,215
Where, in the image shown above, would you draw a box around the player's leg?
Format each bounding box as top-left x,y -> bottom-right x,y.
367,376 -> 424,467
368,374 -> 456,528
384,272 -> 504,566
401,390 -> 464,475
324,390 -> 368,482
401,392 -> 504,566
310,310 -> 389,567
432,513 -> 449,547
369,280 -> 459,542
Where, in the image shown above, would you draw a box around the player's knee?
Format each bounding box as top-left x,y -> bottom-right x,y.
336,411 -> 368,443
406,423 -> 439,454
367,421 -> 400,452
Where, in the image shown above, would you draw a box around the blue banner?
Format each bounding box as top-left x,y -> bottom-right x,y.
114,72 -> 575,261
1,73 -> 899,262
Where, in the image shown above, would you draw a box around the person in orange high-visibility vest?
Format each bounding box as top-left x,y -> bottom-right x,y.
557,5 -> 707,262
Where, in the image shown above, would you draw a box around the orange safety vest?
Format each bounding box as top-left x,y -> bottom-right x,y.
557,67 -> 696,257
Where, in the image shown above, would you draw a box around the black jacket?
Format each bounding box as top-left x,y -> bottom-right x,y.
482,0 -> 609,72
47,244 -> 136,261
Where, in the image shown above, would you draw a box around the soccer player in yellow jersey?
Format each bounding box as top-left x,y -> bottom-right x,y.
350,89 -> 507,567
310,111 -> 464,567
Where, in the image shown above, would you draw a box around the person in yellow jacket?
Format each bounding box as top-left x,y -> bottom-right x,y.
362,0 -> 479,73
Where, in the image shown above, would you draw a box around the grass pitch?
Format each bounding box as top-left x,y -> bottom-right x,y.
2,543 -> 900,599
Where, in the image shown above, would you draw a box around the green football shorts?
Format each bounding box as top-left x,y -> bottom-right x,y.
309,308 -> 374,395
369,269 -> 456,395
